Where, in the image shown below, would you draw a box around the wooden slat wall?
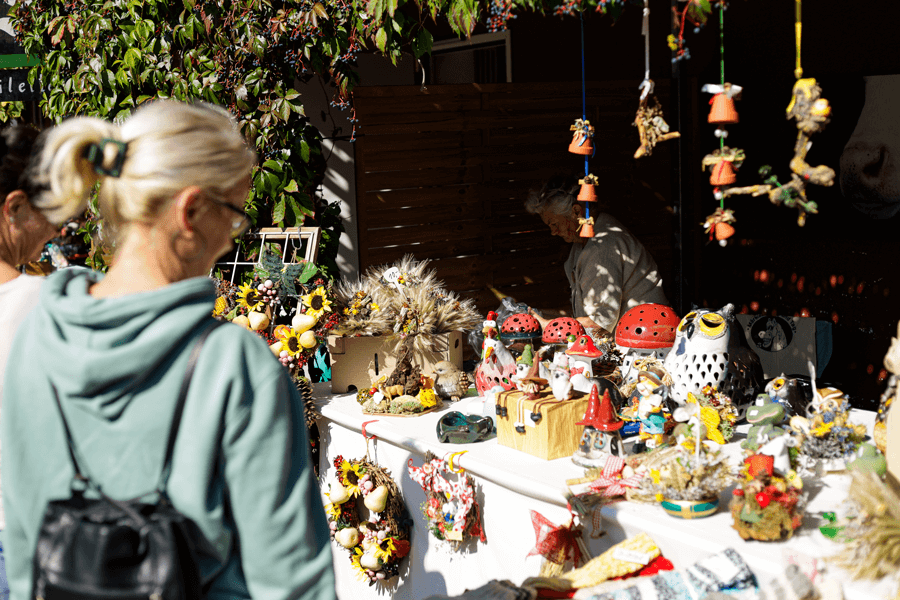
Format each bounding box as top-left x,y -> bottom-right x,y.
353,81 -> 676,316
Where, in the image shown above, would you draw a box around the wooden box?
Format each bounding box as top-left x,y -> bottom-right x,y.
495,389 -> 590,461
327,332 -> 464,394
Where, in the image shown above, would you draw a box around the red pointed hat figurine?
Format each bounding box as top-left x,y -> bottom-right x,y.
576,385 -> 623,431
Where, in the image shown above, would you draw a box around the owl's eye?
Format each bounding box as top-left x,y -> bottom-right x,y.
679,312 -> 697,332
698,313 -> 726,337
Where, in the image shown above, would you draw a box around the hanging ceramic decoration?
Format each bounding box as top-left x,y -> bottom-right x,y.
568,119 -> 595,155
325,454 -> 411,585
701,78 -> 744,246
407,452 -> 486,548
567,11 -> 598,240
634,0 -> 679,159
723,0 -> 834,226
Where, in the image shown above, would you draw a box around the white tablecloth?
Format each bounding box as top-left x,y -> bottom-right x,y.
313,385 -> 897,600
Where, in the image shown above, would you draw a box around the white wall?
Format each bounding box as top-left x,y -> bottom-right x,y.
299,52 -> 416,279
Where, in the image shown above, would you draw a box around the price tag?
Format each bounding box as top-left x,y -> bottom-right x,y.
612,548 -> 652,565
445,529 -> 463,542
381,267 -> 403,286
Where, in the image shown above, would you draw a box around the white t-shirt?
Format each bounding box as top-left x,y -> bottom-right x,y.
0,274 -> 43,529
564,213 -> 669,332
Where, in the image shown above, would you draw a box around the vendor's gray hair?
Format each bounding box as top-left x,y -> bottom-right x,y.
524,176 -> 579,215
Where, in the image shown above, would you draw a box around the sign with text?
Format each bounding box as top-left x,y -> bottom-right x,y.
0,69 -> 42,101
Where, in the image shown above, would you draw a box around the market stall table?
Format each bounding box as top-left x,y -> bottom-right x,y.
313,385 -> 897,600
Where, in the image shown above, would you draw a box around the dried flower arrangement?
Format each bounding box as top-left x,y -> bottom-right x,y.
407,452 -> 486,548
730,454 -> 805,542
831,470 -> 900,594
332,255 -> 482,354
644,444 -> 735,502
686,385 -> 739,443
789,393 -> 867,471
325,455 -> 411,585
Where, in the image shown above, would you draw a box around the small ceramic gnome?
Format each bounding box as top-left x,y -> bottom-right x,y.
573,384 -> 625,467
550,364 -> 574,401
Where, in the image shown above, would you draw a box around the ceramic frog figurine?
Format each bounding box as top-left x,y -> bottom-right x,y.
741,394 -> 787,451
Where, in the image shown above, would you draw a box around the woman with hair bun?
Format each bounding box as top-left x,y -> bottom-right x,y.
1,101 -> 335,600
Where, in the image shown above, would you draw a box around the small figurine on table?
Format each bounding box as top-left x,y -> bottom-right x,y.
635,371 -> 670,451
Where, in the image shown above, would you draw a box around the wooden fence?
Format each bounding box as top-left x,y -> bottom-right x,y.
352,80 -> 677,316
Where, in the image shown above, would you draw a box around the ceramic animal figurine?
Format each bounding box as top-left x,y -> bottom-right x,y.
432,360 -> 471,402
635,371 -> 670,450
475,336 -> 517,396
663,303 -> 764,418
741,395 -> 786,451
764,374 -> 810,418
573,384 -> 626,467
550,366 -> 574,401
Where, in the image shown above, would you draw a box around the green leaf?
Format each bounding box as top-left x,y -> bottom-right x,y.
263,159 -> 283,173
367,0 -> 385,18
284,179 -> 299,193
411,28 -> 433,58
273,198 -> 286,225
299,139 -> 310,163
297,260 -> 319,284
375,27 -> 387,53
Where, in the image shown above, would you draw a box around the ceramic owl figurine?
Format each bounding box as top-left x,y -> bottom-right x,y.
664,305 -> 734,404
663,303 -> 763,417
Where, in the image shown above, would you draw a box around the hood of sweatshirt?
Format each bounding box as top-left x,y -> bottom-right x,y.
27,267 -> 216,420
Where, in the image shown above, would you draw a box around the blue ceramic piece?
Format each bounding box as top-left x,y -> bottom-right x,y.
437,411 -> 495,444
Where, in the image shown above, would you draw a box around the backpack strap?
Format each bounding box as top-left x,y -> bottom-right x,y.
156,320 -> 225,497
50,320 -> 224,496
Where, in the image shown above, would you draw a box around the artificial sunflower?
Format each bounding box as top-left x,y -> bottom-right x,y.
237,282 -> 264,312
340,460 -> 364,497
325,502 -> 340,519
302,287 -> 332,320
280,328 -> 304,358
350,549 -> 367,582
373,537 -> 397,563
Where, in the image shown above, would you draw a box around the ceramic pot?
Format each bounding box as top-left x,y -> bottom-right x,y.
661,496 -> 719,519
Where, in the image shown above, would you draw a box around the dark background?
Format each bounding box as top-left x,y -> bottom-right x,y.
425,0 -> 900,406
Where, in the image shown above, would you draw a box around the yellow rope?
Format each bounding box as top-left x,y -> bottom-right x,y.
794,0 -> 803,79
448,451 -> 467,473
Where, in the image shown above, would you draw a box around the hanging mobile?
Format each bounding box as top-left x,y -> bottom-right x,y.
568,11 -> 597,239
700,3 -> 742,246
723,0 -> 834,226
634,0 -> 680,159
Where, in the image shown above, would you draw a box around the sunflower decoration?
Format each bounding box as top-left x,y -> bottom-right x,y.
302,286 -> 333,321
279,328 -> 305,359
237,282 -> 265,312
327,455 -> 411,586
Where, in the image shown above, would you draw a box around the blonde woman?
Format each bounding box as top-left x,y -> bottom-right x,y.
1,101 -> 335,600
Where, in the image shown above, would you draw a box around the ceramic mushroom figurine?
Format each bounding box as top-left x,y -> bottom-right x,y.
614,304 -> 679,384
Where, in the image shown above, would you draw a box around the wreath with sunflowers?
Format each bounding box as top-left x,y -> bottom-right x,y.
324,455 -> 411,585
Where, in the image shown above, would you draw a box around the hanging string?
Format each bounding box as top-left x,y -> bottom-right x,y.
718,2 -> 725,156
794,0 -> 803,79
579,10 -> 590,225
642,0 -> 650,83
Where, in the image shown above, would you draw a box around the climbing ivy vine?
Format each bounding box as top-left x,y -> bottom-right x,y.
5,0 -> 643,274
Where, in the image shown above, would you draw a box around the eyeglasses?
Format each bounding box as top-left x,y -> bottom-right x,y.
207,197 -> 252,239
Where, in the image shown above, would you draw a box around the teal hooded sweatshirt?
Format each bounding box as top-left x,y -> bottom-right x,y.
1,268 -> 335,600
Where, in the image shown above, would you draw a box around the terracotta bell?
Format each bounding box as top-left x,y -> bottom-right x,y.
708,94 -> 739,125
577,182 -> 597,202
579,219 -> 594,238
568,132 -> 594,155
715,222 -> 735,241
709,159 -> 737,186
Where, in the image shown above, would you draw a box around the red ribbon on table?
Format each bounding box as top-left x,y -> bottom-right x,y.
527,511 -> 583,567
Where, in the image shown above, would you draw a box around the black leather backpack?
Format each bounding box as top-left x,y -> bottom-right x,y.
32,322 -> 223,600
